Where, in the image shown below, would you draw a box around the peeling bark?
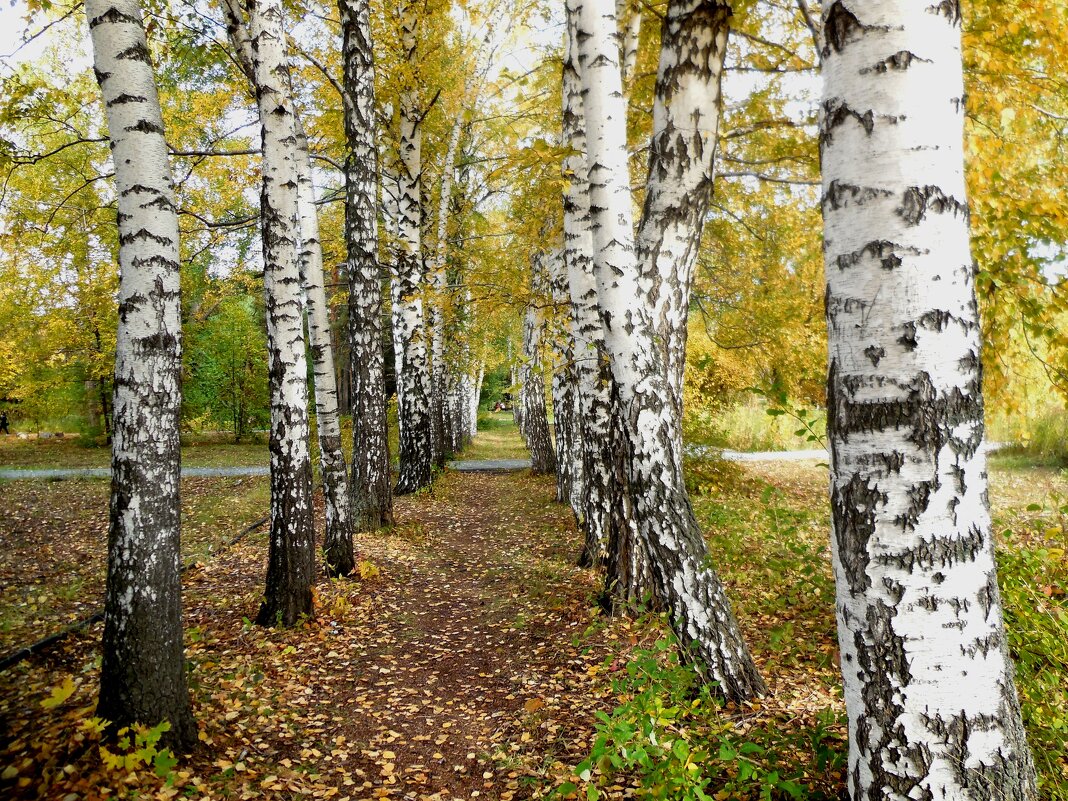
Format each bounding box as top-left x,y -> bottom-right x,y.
339,0 -> 393,530
821,2 -> 1036,798
89,0 -> 195,748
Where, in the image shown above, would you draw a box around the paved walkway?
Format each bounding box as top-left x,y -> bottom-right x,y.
0,443 -> 1007,480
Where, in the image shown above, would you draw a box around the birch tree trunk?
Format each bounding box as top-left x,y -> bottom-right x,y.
88,0 -> 195,748
392,0 -> 434,494
293,117 -> 354,576
616,0 -> 641,84
247,0 -> 315,626
635,0 -> 729,412
547,244 -> 583,505
573,0 -> 764,702
428,112 -> 465,468
820,2 -> 1036,798
520,251 -> 558,476
339,0 -> 393,530
561,3 -> 613,566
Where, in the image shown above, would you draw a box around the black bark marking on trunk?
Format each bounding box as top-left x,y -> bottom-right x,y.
820,99 -> 903,148
834,239 -> 916,271
927,0 -> 962,25
898,185 -> 969,226
894,477 -> 938,531
876,524 -> 984,573
125,119 -> 164,135
823,180 -> 893,211
115,42 -> 151,62
831,474 -> 883,593
89,7 -> 139,26
864,345 -> 885,366
109,92 -> 147,105
823,0 -> 864,55
860,50 -> 930,74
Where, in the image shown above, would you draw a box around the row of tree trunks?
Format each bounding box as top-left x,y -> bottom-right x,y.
567,0 -> 765,702
338,0 -> 394,531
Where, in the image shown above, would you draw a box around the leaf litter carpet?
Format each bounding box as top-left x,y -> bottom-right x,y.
0,470 -> 626,800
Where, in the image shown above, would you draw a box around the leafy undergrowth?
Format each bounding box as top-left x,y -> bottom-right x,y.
0,437 -> 1064,800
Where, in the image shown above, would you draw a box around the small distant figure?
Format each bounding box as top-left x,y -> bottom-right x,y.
0,410 -> 8,434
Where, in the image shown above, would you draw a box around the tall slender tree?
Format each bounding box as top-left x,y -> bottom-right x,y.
519,248 -> 558,475
571,0 -> 764,701
293,117 -> 354,575
391,0 -> 434,494
224,0 -> 316,625
338,0 -> 393,530
560,3 -> 613,567
88,0 -> 196,747
820,2 -> 1036,798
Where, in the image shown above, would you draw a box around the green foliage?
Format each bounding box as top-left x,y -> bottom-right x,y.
561,634 -> 807,801
98,721 -> 179,780
999,515 -> 1068,799
183,292 -> 269,439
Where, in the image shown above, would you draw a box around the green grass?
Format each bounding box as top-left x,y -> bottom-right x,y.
696,401 -> 827,452
458,412 -> 530,460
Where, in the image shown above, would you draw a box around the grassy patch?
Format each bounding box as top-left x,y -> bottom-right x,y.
458,412 -> 530,460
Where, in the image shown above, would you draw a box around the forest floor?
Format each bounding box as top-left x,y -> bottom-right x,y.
0,417 -> 1066,800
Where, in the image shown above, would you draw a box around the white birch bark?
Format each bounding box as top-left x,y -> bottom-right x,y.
339,0 -> 393,531
561,2 -> 613,566
428,110 -> 466,467
635,0 -> 730,413
233,0 -> 316,626
392,0 -> 434,494
616,0 -> 641,85
293,116 -> 354,575
547,242 -> 584,505
88,0 -> 195,748
573,0 -> 764,701
820,2 -> 1036,798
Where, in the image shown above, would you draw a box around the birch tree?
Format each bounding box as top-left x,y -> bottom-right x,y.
571,0 -> 764,702
224,0 -> 316,625
391,0 -> 434,494
338,0 -> 393,530
820,2 -> 1036,797
520,249 -> 557,475
293,117 -> 354,576
560,4 -> 613,567
87,0 -> 196,747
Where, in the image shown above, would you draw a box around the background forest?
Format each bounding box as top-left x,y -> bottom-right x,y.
2,0 -> 1066,456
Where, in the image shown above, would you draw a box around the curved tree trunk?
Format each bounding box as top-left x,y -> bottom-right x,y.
573,0 -> 764,702
561,6 -> 613,567
820,2 -> 1036,798
392,0 -> 434,495
339,0 -> 393,530
635,0 -> 729,416
88,0 -> 196,750
293,117 -> 354,576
